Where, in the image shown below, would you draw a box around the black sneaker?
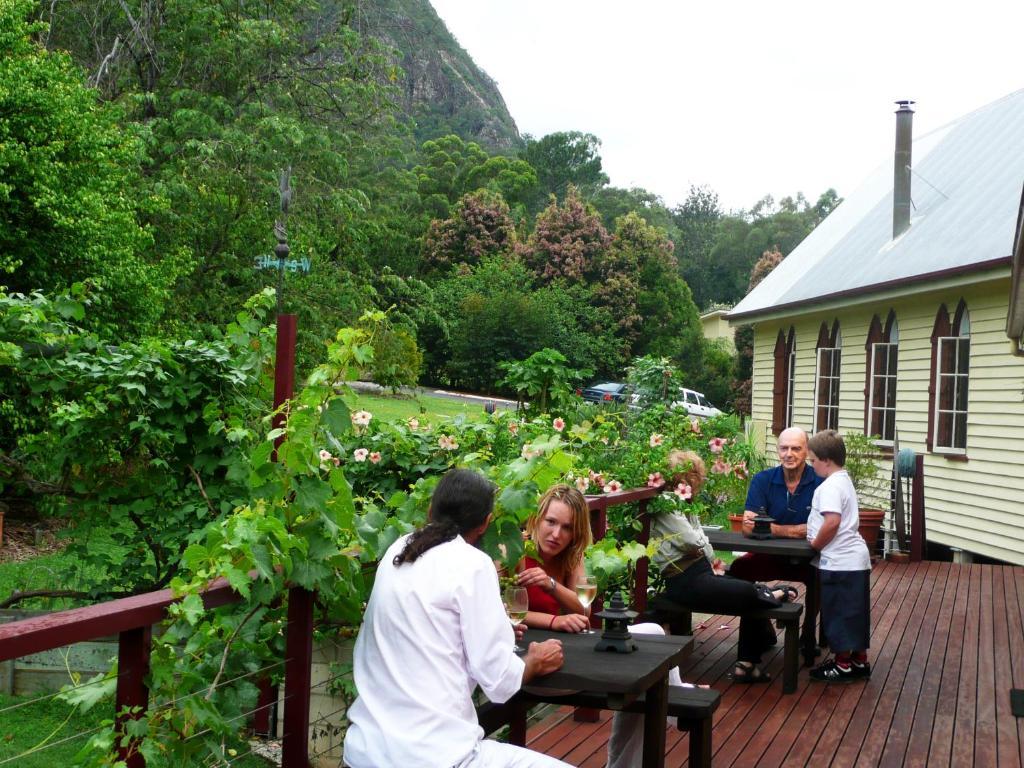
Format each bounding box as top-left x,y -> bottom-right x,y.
809,658 -> 857,683
850,661 -> 871,679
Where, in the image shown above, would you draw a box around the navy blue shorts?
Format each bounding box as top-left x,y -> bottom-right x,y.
819,568 -> 870,652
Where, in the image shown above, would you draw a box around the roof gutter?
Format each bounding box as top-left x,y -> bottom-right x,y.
726,256 -> 1012,324
1006,184 -> 1024,355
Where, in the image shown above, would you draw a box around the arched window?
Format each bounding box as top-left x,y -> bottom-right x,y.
929,301 -> 970,452
814,320 -> 841,432
772,326 -> 796,435
865,311 -> 899,443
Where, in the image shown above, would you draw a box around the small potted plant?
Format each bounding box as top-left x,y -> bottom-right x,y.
842,431 -> 888,556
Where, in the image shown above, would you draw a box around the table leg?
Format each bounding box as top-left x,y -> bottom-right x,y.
509,696 -> 527,747
641,676 -> 669,768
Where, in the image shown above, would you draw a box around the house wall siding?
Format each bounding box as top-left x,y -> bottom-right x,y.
750,277 -> 1024,565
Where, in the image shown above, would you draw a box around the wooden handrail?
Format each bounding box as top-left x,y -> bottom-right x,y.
0,575 -> 240,661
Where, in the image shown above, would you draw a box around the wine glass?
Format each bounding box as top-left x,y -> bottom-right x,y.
503,585 -> 529,653
575,578 -> 598,634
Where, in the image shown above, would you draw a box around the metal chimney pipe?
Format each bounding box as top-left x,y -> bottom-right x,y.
893,100 -> 915,238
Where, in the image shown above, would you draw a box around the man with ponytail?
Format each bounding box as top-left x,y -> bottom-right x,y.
344,468 -> 569,768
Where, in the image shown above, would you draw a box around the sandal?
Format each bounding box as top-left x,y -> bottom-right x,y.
775,584 -> 799,603
732,662 -> 772,684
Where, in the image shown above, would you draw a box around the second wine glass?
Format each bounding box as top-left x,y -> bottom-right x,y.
575,578 -> 597,634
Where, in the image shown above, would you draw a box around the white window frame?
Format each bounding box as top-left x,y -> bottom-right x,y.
814,345 -> 841,433
868,341 -> 898,445
932,334 -> 970,454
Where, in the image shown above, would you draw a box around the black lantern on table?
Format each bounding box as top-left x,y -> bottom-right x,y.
750,515 -> 774,540
594,591 -> 638,653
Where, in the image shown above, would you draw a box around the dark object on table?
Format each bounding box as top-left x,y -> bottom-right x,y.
1012,689 -> 1024,717
595,592 -> 638,653
750,515 -> 774,539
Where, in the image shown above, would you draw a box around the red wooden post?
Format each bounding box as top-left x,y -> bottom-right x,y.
115,626 -> 152,768
255,313 -> 296,735
910,454 -> 925,562
281,587 -> 314,768
271,313 -> 297,459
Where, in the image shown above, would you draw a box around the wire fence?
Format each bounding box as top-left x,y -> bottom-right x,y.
0,650 -> 293,766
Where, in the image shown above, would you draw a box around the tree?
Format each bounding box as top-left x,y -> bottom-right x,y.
517,186 -> 611,284
421,189 -> 517,274
429,257 -> 556,392
43,0 -> 407,332
590,186 -> 681,241
609,212 -> 702,364
414,134 -> 536,219
0,0 -> 174,335
748,247 -> 785,291
672,185 -> 722,305
521,131 -> 609,211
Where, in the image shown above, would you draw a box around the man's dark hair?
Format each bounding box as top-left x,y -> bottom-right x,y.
393,468 -> 496,566
808,429 -> 846,467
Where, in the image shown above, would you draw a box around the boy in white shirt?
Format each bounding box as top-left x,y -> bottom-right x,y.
805,429 -> 872,682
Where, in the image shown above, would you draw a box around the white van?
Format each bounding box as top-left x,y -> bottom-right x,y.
671,388 -> 723,418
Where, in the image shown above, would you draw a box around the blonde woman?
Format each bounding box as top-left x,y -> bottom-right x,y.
515,484 -> 593,633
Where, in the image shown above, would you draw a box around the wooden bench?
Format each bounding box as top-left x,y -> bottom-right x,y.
646,598 -> 804,694
477,685 -> 721,768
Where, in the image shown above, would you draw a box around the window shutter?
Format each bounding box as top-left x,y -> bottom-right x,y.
772,330 -> 787,435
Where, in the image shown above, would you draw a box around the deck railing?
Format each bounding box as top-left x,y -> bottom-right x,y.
0,485 -> 669,767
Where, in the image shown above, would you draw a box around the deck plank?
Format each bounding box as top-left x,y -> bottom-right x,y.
894,560 -> 959,768
851,561 -> 946,767
522,560 -> 1022,768
807,561 -> 926,766
990,567 -> 1022,768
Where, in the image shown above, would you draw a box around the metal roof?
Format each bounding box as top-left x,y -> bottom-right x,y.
729,90 -> 1024,321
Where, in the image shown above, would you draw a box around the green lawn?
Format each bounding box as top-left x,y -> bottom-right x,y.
0,693 -> 270,767
350,390 -> 511,424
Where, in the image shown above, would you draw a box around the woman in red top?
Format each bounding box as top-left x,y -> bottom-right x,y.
515,484 -> 592,633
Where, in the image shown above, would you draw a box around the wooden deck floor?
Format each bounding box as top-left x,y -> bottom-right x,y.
527,560 -> 1024,767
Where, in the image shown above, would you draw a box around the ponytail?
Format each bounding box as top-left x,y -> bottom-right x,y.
393,518 -> 459,566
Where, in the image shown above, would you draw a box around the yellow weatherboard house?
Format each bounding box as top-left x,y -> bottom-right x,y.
728,91 -> 1024,566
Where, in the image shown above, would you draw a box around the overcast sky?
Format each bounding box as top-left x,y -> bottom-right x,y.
428,0 -> 1024,212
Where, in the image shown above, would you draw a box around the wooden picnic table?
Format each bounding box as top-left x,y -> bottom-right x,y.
704,529 -> 821,665
511,628 -> 693,768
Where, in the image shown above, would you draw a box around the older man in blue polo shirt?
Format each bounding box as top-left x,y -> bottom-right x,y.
730,427 -> 823,654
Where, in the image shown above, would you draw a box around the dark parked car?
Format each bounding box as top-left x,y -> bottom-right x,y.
580,382 -> 632,404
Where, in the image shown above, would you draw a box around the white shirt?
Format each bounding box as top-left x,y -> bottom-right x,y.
806,470 -> 871,571
344,533 -> 525,768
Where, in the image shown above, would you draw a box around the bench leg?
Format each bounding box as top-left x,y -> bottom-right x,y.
783,619 -> 799,694
679,716 -> 712,768
667,609 -> 692,637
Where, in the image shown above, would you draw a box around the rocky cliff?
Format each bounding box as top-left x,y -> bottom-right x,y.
353,0 -> 522,151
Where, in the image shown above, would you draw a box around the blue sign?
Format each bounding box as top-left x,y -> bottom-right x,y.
253,255 -> 311,273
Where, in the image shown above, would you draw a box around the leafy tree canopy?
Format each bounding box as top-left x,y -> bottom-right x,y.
521,131 -> 609,212
0,0 -> 178,336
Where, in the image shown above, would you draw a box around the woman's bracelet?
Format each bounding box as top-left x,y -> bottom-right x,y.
548,576 -> 556,593
548,614 -> 557,630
